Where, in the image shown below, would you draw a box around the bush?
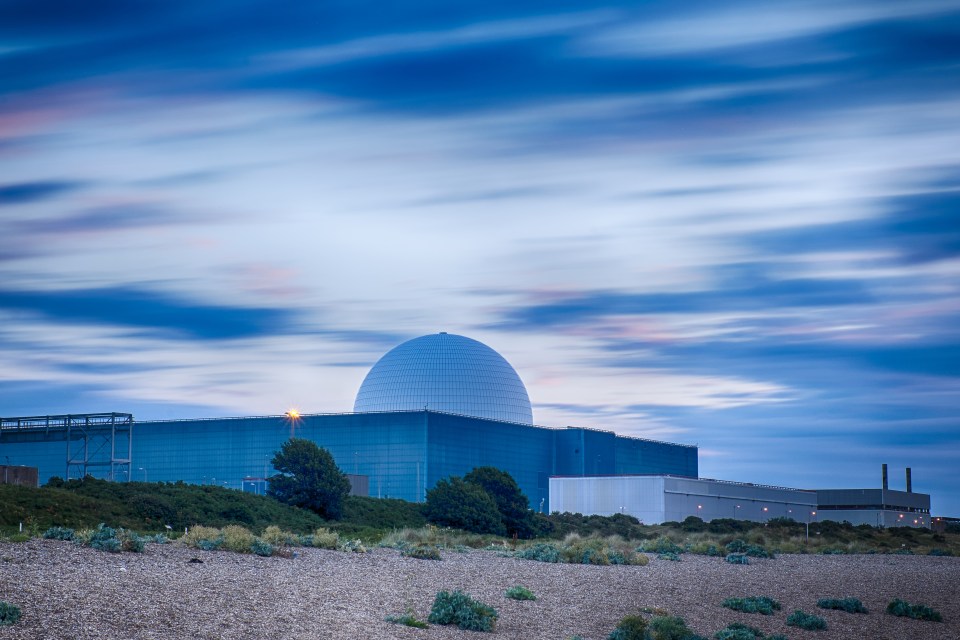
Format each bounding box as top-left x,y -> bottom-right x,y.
385,610 -> 429,629
817,597 -> 867,614
725,539 -> 748,553
402,545 -> 442,561
658,551 -> 681,561
311,527 -> 339,550
515,542 -> 562,563
722,596 -> 781,615
251,539 -> 274,556
221,525 -> 255,553
642,536 -> 684,555
647,615 -> 696,640
43,526 -> 75,541
182,525 -> 223,549
886,599 -> 942,622
744,544 -> 772,558
713,622 -> 763,640
428,590 -> 498,632
260,525 -> 296,547
338,538 -> 367,553
76,523 -> 144,553
0,601 -> 21,626
563,538 -> 612,565
725,553 -> 749,565
608,615 -> 647,640
504,585 -> 536,601
786,609 -> 827,630
424,477 -> 505,536
689,542 -> 721,556
926,548 -> 952,556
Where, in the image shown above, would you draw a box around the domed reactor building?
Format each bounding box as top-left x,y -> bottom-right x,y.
1,333 -> 697,510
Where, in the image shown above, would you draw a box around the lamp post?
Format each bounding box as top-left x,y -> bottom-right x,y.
697,504 -> 703,520
138,467 -> 147,482
806,511 -> 817,543
733,504 -> 741,519
762,506 -> 768,523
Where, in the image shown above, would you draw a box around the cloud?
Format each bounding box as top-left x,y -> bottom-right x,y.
0,180 -> 84,205
0,286 -> 293,340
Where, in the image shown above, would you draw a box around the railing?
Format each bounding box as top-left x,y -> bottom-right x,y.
0,413 -> 133,431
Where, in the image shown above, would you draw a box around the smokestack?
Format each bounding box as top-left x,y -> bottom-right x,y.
882,463 -> 888,490
906,467 -> 912,493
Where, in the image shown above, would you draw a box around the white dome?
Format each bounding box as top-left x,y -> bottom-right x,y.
353,332 -> 533,424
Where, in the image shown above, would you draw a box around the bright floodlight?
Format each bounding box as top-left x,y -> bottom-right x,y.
286,409 -> 300,419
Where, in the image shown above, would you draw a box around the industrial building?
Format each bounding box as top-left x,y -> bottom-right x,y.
0,332 -> 932,525
0,333 -> 696,511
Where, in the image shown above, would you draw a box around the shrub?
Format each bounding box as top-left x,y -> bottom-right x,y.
725,553 -> 749,565
181,525 -> 223,549
886,599 -> 942,622
464,466 -> 537,538
722,596 -> 781,615
608,615 -> 647,640
402,545 -> 442,561
817,597 -> 867,614
151,534 -> 170,544
115,528 -> 145,553
260,525 -> 295,547
515,542 -> 562,563
658,551 -> 681,561
43,526 -> 75,541
385,610 -> 429,629
642,536 -> 684,555
689,542 -> 721,556
725,539 -> 748,553
713,622 -> 763,640
424,477 -> 506,536
338,538 -> 367,553
251,539 -> 274,556
428,590 -> 498,632
311,527 -> 339,550
563,539 -> 612,565
0,601 -> 21,626
608,548 -> 646,565
744,544 -> 772,558
786,609 -> 827,630
221,525 -> 255,553
504,585 -> 536,601
927,548 -> 952,556
647,615 -> 695,640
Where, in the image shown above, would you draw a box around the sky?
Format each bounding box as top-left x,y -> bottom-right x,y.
1,1 -> 959,515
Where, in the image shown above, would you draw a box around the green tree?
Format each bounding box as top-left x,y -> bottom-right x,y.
267,438 -> 350,520
424,476 -> 505,535
464,466 -> 536,538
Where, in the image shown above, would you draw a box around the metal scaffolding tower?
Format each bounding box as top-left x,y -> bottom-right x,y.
0,413 -> 133,481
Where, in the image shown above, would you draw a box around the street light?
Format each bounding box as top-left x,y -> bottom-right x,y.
733,504 -> 741,519
806,511 -> 817,543
762,506 -> 769,523
137,467 -> 147,482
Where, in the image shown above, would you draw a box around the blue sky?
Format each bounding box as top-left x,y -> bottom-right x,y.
2,0 -> 959,515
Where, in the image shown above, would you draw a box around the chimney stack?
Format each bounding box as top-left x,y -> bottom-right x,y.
882,463 -> 888,490
906,467 -> 912,493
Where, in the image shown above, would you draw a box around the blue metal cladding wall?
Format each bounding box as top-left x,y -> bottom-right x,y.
614,436 -> 698,477
133,412 -> 428,501
426,412 -> 555,512
0,433 -> 72,481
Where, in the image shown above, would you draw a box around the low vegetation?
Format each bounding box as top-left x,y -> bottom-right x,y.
504,585 -> 536,601
428,590 -> 498,632
817,597 -> 868,614
786,609 -> 827,630
384,609 -> 429,629
401,544 -> 442,560
721,596 -> 781,615
725,553 -> 749,565
514,535 -> 649,566
0,601 -> 21,626
714,622 -> 786,640
607,614 -> 647,640
886,598 -> 943,622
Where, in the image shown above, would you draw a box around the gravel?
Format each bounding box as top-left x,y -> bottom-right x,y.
1,540 -> 958,639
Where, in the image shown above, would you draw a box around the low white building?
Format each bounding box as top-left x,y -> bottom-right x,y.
549,475 -> 818,525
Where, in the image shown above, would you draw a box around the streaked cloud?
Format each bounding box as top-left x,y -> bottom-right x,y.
0,0 -> 958,513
